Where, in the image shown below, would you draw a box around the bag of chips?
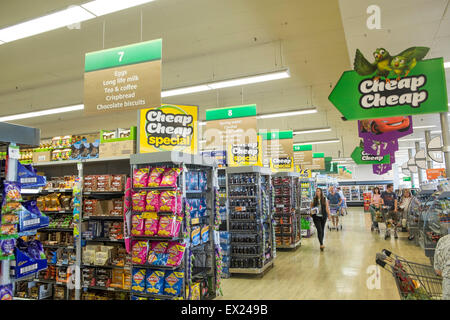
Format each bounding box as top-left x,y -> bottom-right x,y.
166,241 -> 186,267
131,215 -> 145,236
143,212 -> 159,236
133,167 -> 149,188
132,191 -> 147,212
176,191 -> 183,215
191,226 -> 201,246
131,268 -> 146,293
0,239 -> 16,260
157,215 -> 176,237
160,168 -> 182,187
164,271 -> 184,296
170,216 -> 183,238
3,181 -> 22,203
201,225 -> 209,243
145,269 -> 165,294
147,167 -> 165,187
131,241 -> 148,265
159,191 -> 177,212
151,241 -> 168,254
145,191 -> 160,212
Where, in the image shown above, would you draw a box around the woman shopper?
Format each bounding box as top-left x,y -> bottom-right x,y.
398,189 -> 412,232
370,187 -> 383,233
311,188 -> 331,251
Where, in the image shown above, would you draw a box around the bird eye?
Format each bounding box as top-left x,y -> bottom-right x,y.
380,49 -> 385,54
373,53 -> 377,58
401,60 -> 405,64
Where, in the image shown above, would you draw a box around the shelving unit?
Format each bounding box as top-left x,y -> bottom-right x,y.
299,178 -> 315,238
272,172 -> 301,249
338,181 -> 392,206
227,166 -> 274,276
129,152 -> 218,300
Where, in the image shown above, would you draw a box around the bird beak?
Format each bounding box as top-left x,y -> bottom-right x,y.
395,63 -> 399,67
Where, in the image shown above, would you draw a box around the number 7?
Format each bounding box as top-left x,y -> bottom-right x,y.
118,51 -> 125,62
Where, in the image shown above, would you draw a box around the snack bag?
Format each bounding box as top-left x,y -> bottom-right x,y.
133,168 -> 149,188
170,216 -> 183,238
186,171 -> 199,191
149,253 -> 168,266
147,167 -> 165,187
187,199 -> 199,219
198,171 -> 207,191
159,191 -> 177,212
176,191 -> 183,215
145,191 -> 160,212
131,215 -> 145,236
1,201 -> 21,215
132,191 -> 147,212
151,241 -> 169,254
191,226 -> 201,246
0,239 -> 16,260
145,269 -> 165,294
131,241 -> 148,265
0,225 -> 17,236
201,225 -> 209,243
0,284 -> 13,301
131,268 -> 146,293
146,241 -> 168,265
1,213 -> 19,225
143,212 -> 159,236
157,215 -> 176,237
166,242 -> 186,267
160,167 -> 182,187
164,271 -> 184,296
3,181 -> 22,203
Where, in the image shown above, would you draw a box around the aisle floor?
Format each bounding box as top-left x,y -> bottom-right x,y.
217,208 -> 430,300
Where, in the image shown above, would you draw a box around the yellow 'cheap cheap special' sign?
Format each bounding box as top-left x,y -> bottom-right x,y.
139,105 -> 198,154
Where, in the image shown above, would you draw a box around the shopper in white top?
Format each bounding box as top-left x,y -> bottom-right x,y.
398,189 -> 412,231
434,234 -> 450,300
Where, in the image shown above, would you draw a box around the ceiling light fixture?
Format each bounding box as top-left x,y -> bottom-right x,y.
294,139 -> 340,146
293,127 -> 331,135
81,0 -> 156,16
0,104 -> 84,122
412,125 -> 437,129
398,138 -> 424,142
431,130 -> 442,134
0,6 -> 95,43
161,70 -> 290,98
257,107 -> 316,119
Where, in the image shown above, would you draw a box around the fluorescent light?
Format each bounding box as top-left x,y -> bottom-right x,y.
208,70 -> 290,89
0,104 -> 84,122
445,61 -> 450,68
413,125 -> 436,129
161,69 -> 291,98
81,0 -> 156,17
294,139 -> 340,146
293,127 -> 331,135
431,130 -> 442,134
199,140 -> 206,144
161,85 -> 211,98
398,138 -> 423,142
257,108 -> 317,119
0,6 -> 95,43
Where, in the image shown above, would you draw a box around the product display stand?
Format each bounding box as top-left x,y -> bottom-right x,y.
129,152 -> 217,300
217,168 -> 230,278
272,172 -> 301,249
299,178 -> 315,238
226,166 -> 274,276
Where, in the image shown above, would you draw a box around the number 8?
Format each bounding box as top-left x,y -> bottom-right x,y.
228,110 -> 232,117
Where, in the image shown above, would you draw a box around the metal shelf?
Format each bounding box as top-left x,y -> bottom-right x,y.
83,285 -> 129,293
83,216 -> 123,221
83,237 -> 124,243
82,264 -> 130,269
130,264 -> 180,270
40,227 -> 73,232
229,260 -> 274,274
131,292 -> 177,299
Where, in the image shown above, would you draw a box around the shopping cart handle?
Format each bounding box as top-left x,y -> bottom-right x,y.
376,258 -> 386,268
382,249 -> 392,257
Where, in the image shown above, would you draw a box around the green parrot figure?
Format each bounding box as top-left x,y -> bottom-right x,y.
390,56 -> 416,80
353,47 -> 429,82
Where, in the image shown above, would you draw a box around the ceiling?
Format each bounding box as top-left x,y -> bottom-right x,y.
0,0 -> 449,169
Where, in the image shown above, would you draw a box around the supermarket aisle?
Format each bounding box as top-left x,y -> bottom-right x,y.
217,208 -> 429,300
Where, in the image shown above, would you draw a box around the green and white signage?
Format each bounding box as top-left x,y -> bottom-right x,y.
259,130 -> 294,172
351,147 -> 391,164
329,47 -> 448,120
84,39 -> 162,115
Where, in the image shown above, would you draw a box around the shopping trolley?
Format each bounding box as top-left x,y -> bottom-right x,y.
376,249 -> 442,300
328,203 -> 342,231
379,205 -> 400,239
339,199 -> 348,216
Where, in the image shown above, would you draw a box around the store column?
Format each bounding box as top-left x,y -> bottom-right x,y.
425,130 -> 433,170
415,142 -> 424,185
408,149 -> 415,188
439,113 -> 450,173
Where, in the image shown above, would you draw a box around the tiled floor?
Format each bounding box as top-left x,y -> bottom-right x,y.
217,208 -> 430,300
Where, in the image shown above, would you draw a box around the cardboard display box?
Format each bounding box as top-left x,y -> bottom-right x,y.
32,150 -> 52,163
99,140 -> 136,158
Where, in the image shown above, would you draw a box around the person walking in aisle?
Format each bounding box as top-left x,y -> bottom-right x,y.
327,186 -> 342,231
369,187 -> 383,233
398,188 -> 412,232
310,188 -> 331,251
381,183 -> 398,240
337,187 -> 347,216
434,234 -> 450,300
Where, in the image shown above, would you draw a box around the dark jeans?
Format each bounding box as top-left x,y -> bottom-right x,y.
312,215 -> 327,246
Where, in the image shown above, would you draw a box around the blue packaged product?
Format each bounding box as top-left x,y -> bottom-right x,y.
0,239 -> 16,260
131,268 -> 146,293
186,171 -> 199,191
191,226 -> 201,246
198,171 -> 207,191
131,295 -> 148,300
19,201 -> 49,232
201,225 -> 209,243
220,243 -> 230,252
187,199 -> 199,219
0,284 -> 13,300
149,253 -> 169,266
17,163 -> 47,189
219,232 -> 230,244
145,269 -> 165,295
163,271 -> 184,296
198,198 -> 207,217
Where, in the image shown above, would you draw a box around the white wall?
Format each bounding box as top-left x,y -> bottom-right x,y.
338,165 -> 394,182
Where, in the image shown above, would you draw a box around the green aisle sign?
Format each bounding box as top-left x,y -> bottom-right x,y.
351,147 -> 390,164
329,58 -> 448,120
205,104 -> 257,121
403,177 -> 412,182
